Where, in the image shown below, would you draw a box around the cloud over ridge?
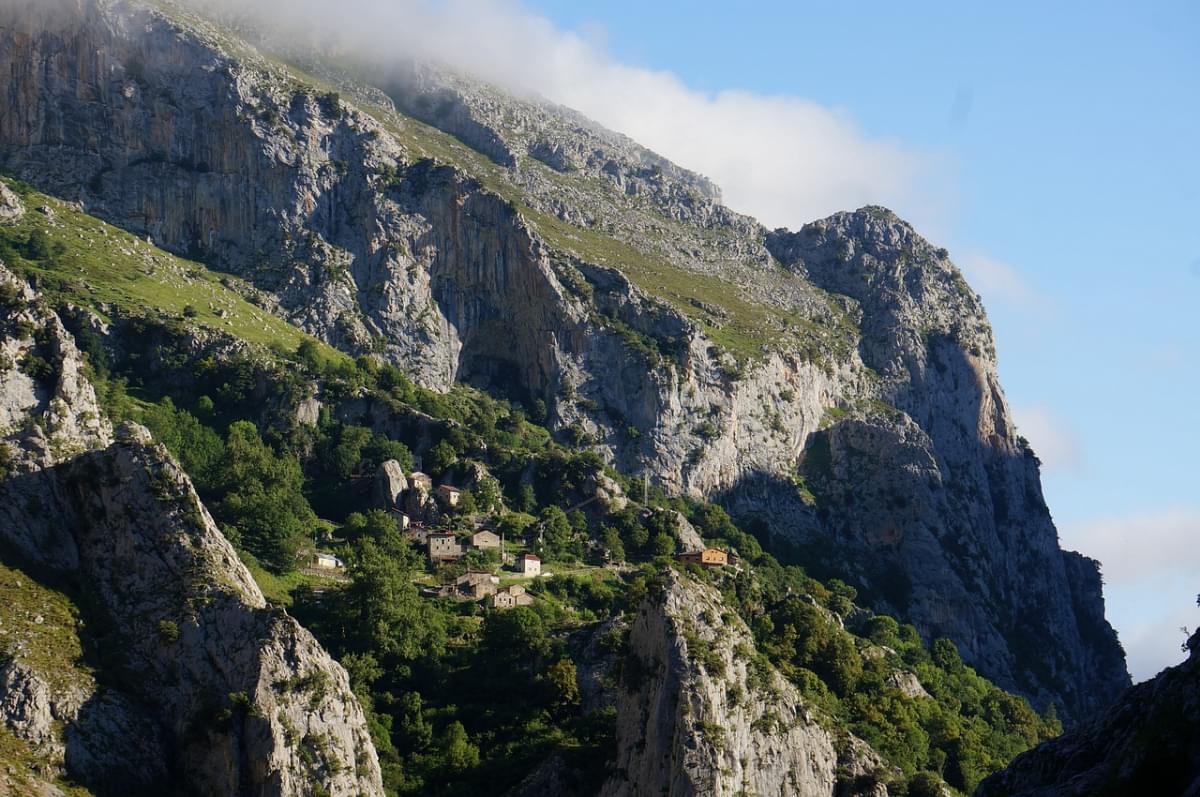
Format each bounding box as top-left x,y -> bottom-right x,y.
189,0 -> 936,230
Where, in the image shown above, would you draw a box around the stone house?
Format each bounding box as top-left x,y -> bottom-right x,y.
518,553 -> 541,577
491,584 -> 534,610
470,530 -> 500,550
676,548 -> 728,568
456,571 -> 499,599
427,532 -> 464,562
435,484 -> 462,507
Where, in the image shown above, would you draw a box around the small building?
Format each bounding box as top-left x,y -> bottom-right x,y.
457,571 -> 500,599
676,548 -> 728,568
427,532 -> 464,562
396,512 -> 411,529
491,584 -> 535,610
470,530 -> 501,550
435,484 -> 462,507
518,553 -> 541,577
404,526 -> 430,545
315,552 -> 344,569
409,471 -> 433,491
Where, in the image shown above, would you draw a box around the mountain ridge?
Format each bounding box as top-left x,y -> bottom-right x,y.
0,0 -> 1127,732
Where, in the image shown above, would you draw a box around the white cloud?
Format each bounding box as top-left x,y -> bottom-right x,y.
1063,509 -> 1200,587
958,252 -> 1049,312
1062,509 -> 1200,681
187,0 -> 942,230
1012,405 -> 1083,472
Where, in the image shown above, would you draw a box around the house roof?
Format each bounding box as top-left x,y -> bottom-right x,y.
521,553 -> 540,560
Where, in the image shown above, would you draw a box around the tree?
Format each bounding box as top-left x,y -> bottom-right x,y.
539,505 -> 580,561
211,421 -> 315,573
343,538 -> 446,661
514,483 -> 537,513
601,527 -> 625,563
546,658 -> 580,711
497,512 -> 535,545
482,606 -> 551,668
426,440 -> 457,474
331,425 -> 372,479
141,398 -> 224,486
931,638 -> 963,673
472,476 -> 501,513
650,531 -> 675,558
437,721 -> 479,772
363,434 -> 414,473
296,339 -> 322,372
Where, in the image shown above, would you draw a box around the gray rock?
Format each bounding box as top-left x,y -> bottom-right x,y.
0,181 -> 23,223
602,573 -> 884,797
373,458 -> 408,510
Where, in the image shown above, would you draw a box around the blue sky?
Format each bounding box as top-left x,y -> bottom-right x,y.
513,0 -> 1200,679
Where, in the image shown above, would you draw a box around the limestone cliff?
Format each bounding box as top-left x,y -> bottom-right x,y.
0,0 -> 1127,722
602,573 -> 884,797
976,631 -> 1200,796
0,265 -> 383,796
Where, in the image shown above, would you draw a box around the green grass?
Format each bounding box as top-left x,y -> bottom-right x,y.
0,178 -> 346,367
0,726 -> 96,797
239,552 -> 346,607
0,560 -> 93,696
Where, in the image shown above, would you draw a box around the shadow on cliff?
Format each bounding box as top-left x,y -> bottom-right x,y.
0,468 -> 181,796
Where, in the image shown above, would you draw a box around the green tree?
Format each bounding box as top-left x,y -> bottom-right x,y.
331,425 -> 372,479
538,505 -> 579,561
211,421 -> 315,572
546,658 -> 580,711
438,721 -> 479,772
472,476 -> 501,513
482,606 -> 551,669
601,527 -> 625,563
343,538 -> 446,661
514,483 -> 537,513
295,339 -> 322,372
141,398 -> 224,485
426,439 -> 457,474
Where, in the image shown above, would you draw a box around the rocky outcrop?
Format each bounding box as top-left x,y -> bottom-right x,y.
0,426 -> 385,796
755,212 -> 1131,720
602,573 -> 883,797
0,264 -> 111,474
0,0 -> 1127,723
372,458 -> 408,510
0,276 -> 383,795
976,631 -> 1200,797
0,182 -> 23,223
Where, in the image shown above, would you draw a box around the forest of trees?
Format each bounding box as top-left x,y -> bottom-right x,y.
80,320 -> 1059,796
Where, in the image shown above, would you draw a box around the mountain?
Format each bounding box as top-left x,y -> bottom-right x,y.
0,0 -> 1129,724
0,0 -> 1146,793
976,630 -> 1200,796
0,261 -> 383,795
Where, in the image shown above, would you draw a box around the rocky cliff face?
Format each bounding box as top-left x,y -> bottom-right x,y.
0,264 -> 383,795
603,573 -> 884,797
976,631 -> 1200,797
0,0 -> 1127,722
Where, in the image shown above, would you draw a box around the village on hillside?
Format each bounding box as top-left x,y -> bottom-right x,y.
308,458 -> 734,611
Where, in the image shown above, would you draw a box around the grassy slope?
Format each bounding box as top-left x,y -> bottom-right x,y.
0,560 -> 97,797
0,177 -> 345,366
